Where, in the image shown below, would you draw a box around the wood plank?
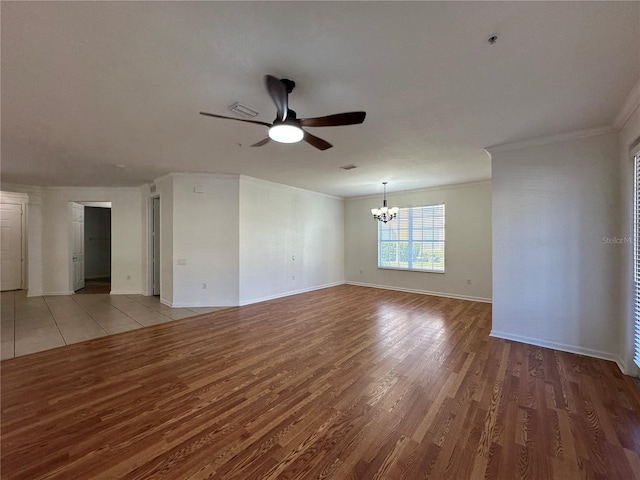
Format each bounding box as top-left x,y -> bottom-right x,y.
2,285 -> 640,479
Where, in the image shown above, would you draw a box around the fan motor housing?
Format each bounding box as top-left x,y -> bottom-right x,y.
280,78 -> 295,94
274,109 -> 298,125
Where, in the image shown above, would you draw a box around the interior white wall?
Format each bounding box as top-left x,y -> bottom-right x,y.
25,190 -> 42,296
490,132 -> 622,365
0,185 -> 144,295
239,176 -> 345,305
168,174 -> 240,307
619,103 -> 640,376
344,181 -> 492,302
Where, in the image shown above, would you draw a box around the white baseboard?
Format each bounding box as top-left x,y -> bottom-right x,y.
158,282 -> 346,308
346,281 -> 492,303
27,290 -> 43,297
165,301 -> 235,308
159,297 -> 234,308
33,290 -> 142,296
238,281 -> 346,306
40,290 -> 74,296
619,362 -> 640,377
490,330 -> 627,373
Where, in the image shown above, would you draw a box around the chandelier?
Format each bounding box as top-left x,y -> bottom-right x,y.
371,182 -> 399,223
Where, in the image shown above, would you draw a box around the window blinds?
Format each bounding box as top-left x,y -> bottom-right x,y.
378,204 -> 445,272
635,154 -> 640,368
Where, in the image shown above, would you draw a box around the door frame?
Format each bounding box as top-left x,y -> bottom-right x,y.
69,202 -> 85,292
148,195 -> 161,296
67,201 -> 112,293
0,191 -> 28,290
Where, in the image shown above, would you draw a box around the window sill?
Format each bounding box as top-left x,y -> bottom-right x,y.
377,266 -> 445,274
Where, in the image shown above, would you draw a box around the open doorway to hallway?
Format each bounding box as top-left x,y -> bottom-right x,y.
71,202 -> 112,294
150,195 -> 160,297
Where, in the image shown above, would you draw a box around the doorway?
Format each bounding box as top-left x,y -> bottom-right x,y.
151,196 -> 160,296
82,206 -> 112,294
1,204 -> 24,291
69,201 -> 112,294
0,192 -> 27,292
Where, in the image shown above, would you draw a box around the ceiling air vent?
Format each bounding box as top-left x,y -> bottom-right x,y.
340,164 -> 358,170
229,102 -> 259,118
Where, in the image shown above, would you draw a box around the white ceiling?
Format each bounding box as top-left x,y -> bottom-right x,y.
2,2 -> 638,197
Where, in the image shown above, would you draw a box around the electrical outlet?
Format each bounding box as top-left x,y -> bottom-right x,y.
466,279 -> 472,285
292,255 -> 295,261
177,259 -> 187,266
360,269 -> 363,275
202,283 -> 207,289
292,275 -> 295,281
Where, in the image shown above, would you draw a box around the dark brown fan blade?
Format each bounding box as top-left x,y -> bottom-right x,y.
251,138 -> 271,147
265,75 -> 288,120
299,111 -> 366,128
199,112 -> 271,127
303,131 -> 332,151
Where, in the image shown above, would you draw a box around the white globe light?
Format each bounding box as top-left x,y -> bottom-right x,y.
269,124 -> 304,143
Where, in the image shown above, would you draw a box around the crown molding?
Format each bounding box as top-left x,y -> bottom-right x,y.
0,191 -> 29,203
168,172 -> 240,181
0,183 -> 44,195
614,77 -> 640,130
485,125 -> 616,154
346,179 -> 491,201
240,175 -> 343,201
151,172 -> 241,188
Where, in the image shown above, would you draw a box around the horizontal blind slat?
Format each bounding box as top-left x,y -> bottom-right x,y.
378,203 -> 445,273
634,153 -> 640,368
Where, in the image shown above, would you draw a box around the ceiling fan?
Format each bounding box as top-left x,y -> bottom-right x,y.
200,75 -> 366,151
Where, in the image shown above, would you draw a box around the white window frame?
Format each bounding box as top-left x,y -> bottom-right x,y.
377,204 -> 445,273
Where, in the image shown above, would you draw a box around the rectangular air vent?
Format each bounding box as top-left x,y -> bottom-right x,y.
340,164 -> 358,170
229,102 -> 259,118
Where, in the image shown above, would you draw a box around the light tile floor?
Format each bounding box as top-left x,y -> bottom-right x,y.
0,291 -> 228,360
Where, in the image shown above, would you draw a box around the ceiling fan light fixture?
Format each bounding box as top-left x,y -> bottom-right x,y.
201,75 -> 365,150
268,124 -> 304,143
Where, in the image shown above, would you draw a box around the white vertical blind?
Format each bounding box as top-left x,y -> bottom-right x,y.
634,153 -> 640,368
378,204 -> 445,272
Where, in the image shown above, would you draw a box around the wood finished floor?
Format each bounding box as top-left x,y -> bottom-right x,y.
2,285 -> 640,479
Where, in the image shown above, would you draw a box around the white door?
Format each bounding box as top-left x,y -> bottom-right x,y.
0,204 -> 23,291
70,202 -> 85,291
152,196 -> 160,296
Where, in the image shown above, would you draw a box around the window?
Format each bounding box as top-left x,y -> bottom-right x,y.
634,153 -> 640,368
378,204 -> 445,272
